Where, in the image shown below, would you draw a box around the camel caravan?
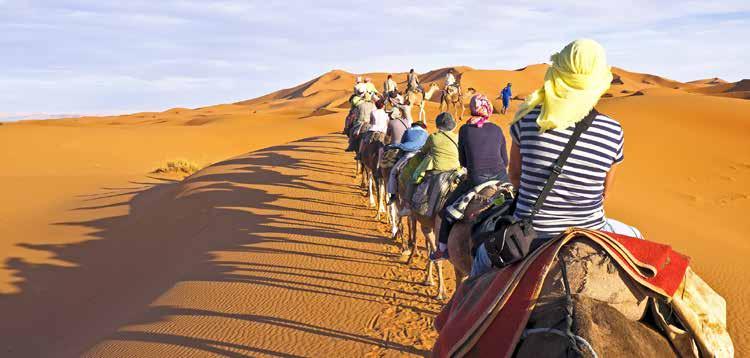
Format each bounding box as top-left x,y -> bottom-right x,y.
343,39 -> 735,357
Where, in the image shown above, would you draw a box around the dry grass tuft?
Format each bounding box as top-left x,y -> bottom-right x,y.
152,159 -> 201,175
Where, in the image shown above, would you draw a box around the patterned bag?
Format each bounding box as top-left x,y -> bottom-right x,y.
380,148 -> 401,168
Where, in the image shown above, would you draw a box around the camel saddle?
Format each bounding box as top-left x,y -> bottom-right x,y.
433,228 -> 733,358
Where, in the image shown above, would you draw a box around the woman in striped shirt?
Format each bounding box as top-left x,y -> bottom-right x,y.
471,39 -> 641,277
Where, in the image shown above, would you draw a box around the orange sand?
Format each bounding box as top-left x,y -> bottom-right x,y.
0,67 -> 748,357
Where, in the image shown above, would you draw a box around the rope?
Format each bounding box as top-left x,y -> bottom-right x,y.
521,328 -> 598,358
557,255 -> 585,357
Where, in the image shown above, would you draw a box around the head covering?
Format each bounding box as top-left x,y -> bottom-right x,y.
513,39 -> 613,132
468,94 -> 493,128
435,112 -> 456,131
356,76 -> 363,83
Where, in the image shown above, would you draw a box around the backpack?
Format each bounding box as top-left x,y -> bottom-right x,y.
471,109 -> 598,268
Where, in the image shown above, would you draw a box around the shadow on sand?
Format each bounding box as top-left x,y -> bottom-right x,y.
0,134 -> 429,357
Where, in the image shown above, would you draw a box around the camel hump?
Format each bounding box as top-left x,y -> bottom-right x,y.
515,239 -> 673,357
515,295 -> 676,357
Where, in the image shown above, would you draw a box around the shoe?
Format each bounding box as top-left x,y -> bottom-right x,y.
430,248 -> 449,262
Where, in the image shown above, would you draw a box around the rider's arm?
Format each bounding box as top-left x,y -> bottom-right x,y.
508,141 -> 521,189
603,163 -> 619,199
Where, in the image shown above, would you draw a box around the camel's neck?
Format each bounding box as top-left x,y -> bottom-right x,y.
424,87 -> 438,101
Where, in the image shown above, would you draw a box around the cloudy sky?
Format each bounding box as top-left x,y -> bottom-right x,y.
1,0 -> 749,120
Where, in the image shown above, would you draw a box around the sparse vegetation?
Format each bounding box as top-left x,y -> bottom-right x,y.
152,159 -> 201,175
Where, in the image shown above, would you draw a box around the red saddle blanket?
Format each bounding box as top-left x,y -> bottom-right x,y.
432,228 -> 690,357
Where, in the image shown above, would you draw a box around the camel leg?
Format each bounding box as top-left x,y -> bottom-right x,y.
398,211 -> 411,256
406,216 -> 419,265
422,219 -> 446,300
359,163 -> 367,189
389,203 -> 400,239
376,178 -> 387,221
367,171 -> 376,208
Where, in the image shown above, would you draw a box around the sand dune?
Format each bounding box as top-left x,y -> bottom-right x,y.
688,77 -> 729,86
689,79 -> 750,99
1,64 -> 749,357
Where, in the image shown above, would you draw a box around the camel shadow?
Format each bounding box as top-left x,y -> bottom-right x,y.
0,134 -> 430,357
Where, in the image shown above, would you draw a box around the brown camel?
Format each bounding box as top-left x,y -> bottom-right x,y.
514,239 -> 680,357
439,86 -> 465,121
391,167 -> 463,300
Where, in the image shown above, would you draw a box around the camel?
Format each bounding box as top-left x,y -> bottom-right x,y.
397,170 -> 465,300
439,85 -> 466,121
405,83 -> 440,123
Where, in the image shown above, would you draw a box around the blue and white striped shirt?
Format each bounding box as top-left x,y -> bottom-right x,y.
511,107 -> 624,238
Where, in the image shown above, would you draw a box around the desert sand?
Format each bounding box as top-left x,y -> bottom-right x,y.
0,66 -> 748,357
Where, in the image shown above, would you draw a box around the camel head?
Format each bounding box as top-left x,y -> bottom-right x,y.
424,83 -> 440,100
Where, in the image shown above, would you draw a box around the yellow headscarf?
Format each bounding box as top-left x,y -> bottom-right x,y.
513,39 -> 613,132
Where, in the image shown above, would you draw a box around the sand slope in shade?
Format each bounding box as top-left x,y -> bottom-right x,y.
1,64 -> 750,357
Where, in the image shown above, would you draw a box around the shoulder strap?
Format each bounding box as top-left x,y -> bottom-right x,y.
440,131 -> 459,149
529,109 -> 598,221
399,118 -> 409,130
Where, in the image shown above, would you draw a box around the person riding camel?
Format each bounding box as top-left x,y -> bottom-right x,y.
386,121 -> 429,205
445,70 -> 459,94
346,95 -> 377,153
364,77 -> 379,98
389,90 -> 413,124
470,39 -> 643,277
411,112 -> 461,183
354,76 -> 367,96
501,82 -> 512,114
383,74 -> 398,98
432,93 -> 509,261
386,105 -> 410,145
406,69 -> 424,95
368,99 -> 388,135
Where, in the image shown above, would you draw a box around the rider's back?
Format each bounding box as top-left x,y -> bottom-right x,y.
511,106 -> 624,238
458,122 -> 509,184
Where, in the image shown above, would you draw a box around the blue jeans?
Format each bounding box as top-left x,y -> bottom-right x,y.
469,218 -> 644,278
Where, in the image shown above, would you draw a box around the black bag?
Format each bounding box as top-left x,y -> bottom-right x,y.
472,109 -> 598,268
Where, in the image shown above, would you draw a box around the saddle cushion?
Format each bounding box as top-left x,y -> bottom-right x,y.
411,171 -> 459,217
432,229 -> 692,357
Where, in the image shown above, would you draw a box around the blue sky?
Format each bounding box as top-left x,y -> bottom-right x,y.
1,1 -> 749,120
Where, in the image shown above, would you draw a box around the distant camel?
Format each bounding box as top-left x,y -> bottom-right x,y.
405,83 -> 440,123
439,85 -> 466,121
